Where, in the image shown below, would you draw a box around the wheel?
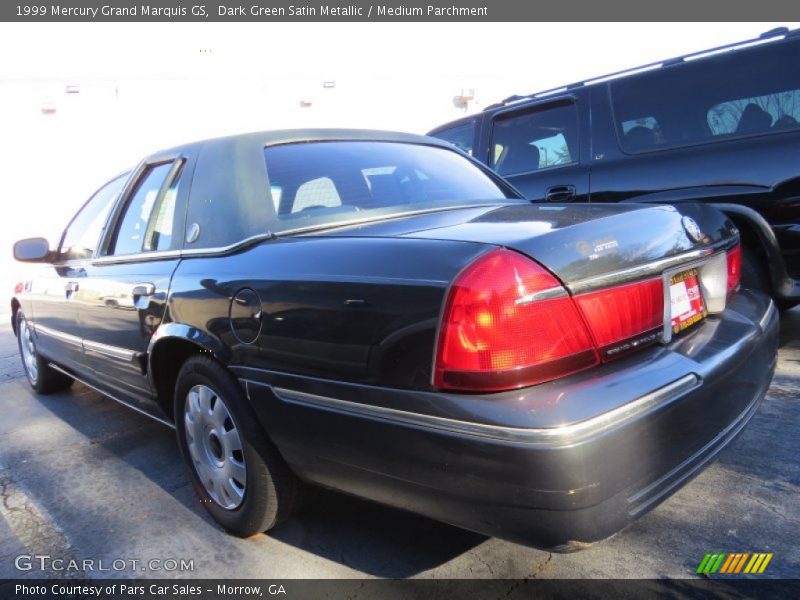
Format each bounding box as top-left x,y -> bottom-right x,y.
174,356 -> 302,537
740,246 -> 770,294
15,311 -> 73,394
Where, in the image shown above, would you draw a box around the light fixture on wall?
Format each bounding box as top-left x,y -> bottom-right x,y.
453,88 -> 475,111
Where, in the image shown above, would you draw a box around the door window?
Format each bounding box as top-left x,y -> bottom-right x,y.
60,174 -> 127,261
108,162 -> 180,255
491,102 -> 579,176
431,121 -> 476,156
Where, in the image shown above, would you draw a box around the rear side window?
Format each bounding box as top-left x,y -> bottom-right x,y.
491,102 -> 579,176
431,121 -> 476,156
265,141 -> 515,232
185,140 -> 269,249
708,91 -> 800,136
611,38 -> 800,153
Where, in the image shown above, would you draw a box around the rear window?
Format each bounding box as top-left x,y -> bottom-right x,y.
610,38 -> 800,153
264,141 -> 515,232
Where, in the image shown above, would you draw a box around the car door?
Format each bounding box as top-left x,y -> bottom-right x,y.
27,175 -> 127,376
75,153 -> 191,407
487,96 -> 590,203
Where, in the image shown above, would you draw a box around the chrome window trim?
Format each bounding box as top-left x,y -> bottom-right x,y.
91,249 -> 182,265
261,374 -> 700,446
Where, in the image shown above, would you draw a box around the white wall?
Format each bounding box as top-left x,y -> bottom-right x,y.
1,22 -> 795,300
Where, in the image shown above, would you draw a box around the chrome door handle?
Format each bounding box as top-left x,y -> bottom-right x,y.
132,283 -> 155,297
65,281 -> 79,293
545,185 -> 576,202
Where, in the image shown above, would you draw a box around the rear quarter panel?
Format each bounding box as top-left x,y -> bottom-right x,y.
166,236 -> 487,390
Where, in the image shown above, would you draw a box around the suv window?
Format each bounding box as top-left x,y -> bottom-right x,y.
708,91 -> 800,136
491,102 -> 578,176
611,38 -> 800,153
108,162 -> 177,255
432,121 -> 476,156
60,174 -> 127,261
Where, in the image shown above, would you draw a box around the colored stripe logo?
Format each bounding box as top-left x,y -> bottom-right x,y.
696,552 -> 773,574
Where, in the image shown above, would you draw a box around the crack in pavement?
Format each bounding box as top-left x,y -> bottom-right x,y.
0,475 -> 83,578
744,488 -> 800,527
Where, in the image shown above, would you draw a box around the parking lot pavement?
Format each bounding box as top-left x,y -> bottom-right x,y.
0,309 -> 798,581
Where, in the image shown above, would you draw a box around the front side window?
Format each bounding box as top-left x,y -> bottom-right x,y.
491,103 -> 579,176
265,141 -> 515,232
431,121 -> 476,156
108,162 -> 177,255
60,174 -> 127,261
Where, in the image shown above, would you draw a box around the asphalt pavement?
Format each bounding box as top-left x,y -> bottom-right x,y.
0,309 -> 797,579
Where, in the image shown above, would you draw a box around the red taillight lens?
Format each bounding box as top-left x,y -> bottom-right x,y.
574,278 -> 664,359
433,249 -> 598,391
14,281 -> 24,295
726,244 -> 741,295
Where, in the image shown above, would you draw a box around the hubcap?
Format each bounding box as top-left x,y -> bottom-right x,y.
184,384 -> 246,510
19,319 -> 38,385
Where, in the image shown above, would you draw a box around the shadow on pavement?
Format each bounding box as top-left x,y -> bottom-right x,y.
29,383 -> 486,577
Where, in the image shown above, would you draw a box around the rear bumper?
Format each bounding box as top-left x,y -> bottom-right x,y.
238,289 -> 778,549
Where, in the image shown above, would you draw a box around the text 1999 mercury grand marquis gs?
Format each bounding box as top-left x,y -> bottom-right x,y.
11,130 -> 777,550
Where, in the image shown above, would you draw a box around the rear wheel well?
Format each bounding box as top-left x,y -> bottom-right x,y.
149,339 -> 207,420
725,214 -> 772,292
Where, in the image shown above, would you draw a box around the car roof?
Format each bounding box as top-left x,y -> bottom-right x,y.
156,128 -> 454,157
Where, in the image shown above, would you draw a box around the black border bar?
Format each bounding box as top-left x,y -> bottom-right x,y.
2,579 -> 800,599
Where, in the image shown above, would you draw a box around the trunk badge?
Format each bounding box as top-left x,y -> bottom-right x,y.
682,216 -> 703,242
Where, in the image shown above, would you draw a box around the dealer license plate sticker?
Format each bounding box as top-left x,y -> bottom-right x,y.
669,268 -> 707,334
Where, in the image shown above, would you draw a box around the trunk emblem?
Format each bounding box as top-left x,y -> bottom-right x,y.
682,216 -> 704,242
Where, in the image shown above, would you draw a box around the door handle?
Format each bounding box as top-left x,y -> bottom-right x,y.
65,281 -> 79,293
132,283 -> 155,297
545,185 -> 576,202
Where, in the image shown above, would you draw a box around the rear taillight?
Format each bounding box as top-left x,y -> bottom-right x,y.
14,281 -> 24,294
574,278 -> 664,359
433,249 -> 598,392
726,244 -> 741,295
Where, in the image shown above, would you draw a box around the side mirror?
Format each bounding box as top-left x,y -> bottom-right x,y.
13,237 -> 52,263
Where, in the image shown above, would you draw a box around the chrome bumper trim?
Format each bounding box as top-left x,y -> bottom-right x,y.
262,374 -> 700,446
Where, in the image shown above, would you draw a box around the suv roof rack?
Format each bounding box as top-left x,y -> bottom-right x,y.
483,26 -> 797,111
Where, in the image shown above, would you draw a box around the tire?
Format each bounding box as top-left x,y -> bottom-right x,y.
174,356 -> 302,537
15,311 -> 73,394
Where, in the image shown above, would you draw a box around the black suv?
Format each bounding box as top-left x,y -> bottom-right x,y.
429,27 -> 800,308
